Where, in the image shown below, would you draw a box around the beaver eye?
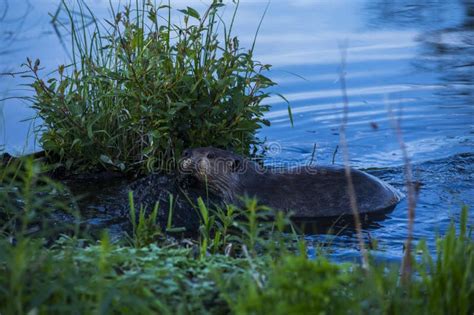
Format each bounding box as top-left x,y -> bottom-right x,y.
183,150 -> 191,158
207,153 -> 215,159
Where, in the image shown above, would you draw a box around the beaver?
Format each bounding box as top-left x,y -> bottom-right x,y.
179,147 -> 403,218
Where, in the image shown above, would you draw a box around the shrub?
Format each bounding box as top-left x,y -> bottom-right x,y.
231,255 -> 355,315
26,0 -> 275,175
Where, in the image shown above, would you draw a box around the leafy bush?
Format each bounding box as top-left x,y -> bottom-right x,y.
27,0 -> 275,174
231,255 -> 354,315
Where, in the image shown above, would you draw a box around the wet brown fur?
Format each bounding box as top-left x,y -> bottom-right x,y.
179,147 -> 403,218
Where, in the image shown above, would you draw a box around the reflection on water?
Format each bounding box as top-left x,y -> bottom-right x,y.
0,0 -> 45,154
0,0 -> 35,151
0,0 -> 34,57
364,0 -> 465,30
414,1 -> 474,106
0,0 -> 473,262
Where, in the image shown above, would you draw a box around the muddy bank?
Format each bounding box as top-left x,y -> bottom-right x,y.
64,172 -> 222,238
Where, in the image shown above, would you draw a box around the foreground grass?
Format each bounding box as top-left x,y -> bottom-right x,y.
0,208 -> 472,315
0,238 -> 248,314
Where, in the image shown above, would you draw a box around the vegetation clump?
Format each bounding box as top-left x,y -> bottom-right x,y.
0,157 -> 78,240
231,211 -> 473,315
0,208 -> 472,314
27,0 -> 275,174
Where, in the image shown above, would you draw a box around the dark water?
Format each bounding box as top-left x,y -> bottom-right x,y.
1,0 -> 473,261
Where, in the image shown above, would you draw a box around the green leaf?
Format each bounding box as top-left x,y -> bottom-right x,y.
287,104 -> 294,128
100,155 -> 113,165
87,124 -> 93,139
275,93 -> 293,127
178,7 -> 200,20
197,197 -> 208,224
70,138 -> 81,149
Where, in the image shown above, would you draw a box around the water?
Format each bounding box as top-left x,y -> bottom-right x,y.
1,0 -> 473,261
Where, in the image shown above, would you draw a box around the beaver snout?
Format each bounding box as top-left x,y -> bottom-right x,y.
178,154 -> 209,176
178,156 -> 196,175
181,157 -> 193,169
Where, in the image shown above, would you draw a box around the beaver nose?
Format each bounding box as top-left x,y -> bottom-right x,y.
180,158 -> 192,169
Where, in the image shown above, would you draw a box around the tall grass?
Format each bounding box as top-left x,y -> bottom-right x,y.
0,206 -> 471,314
228,208 -> 473,315
26,0 -> 275,175
0,157 -> 79,241
127,190 -> 162,248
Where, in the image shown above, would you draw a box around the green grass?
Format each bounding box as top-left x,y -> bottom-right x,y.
231,211 -> 473,315
0,237 -> 250,314
0,210 -> 471,315
26,0 -> 277,175
0,157 -> 79,240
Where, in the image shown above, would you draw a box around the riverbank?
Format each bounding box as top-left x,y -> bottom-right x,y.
1,205 -> 472,314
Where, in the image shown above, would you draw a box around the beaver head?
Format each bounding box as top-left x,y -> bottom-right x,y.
179,147 -> 253,202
